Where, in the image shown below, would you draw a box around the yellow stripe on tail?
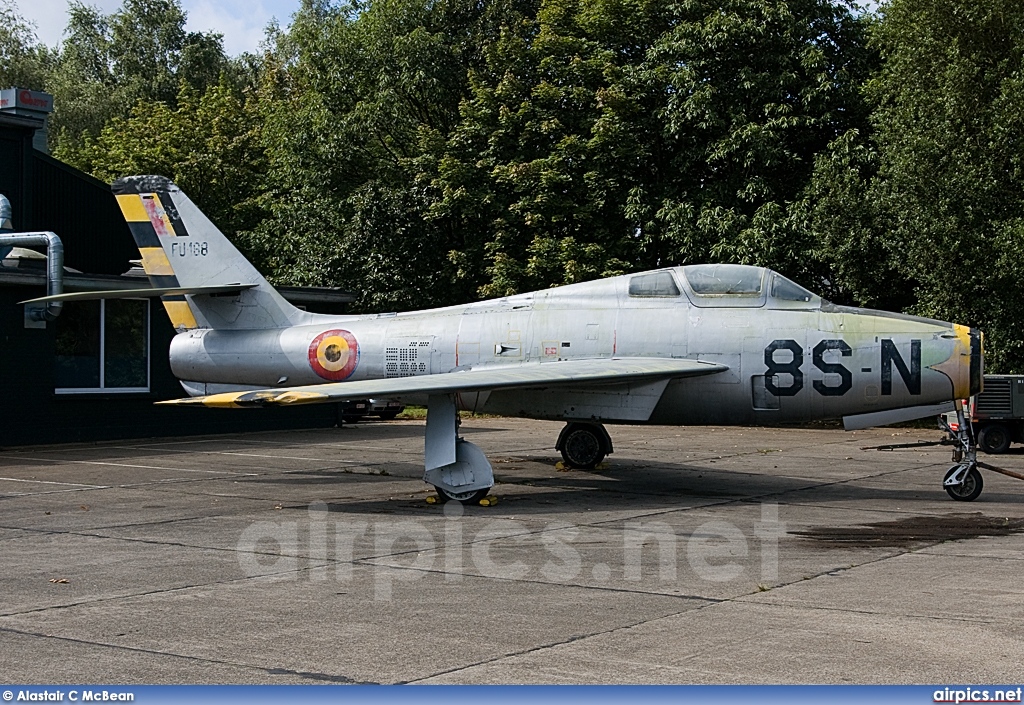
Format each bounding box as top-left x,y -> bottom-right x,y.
115,192 -> 198,331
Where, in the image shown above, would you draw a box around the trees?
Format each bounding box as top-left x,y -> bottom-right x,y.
17,0 -> 876,314
806,0 -> 1024,370
6,0 -> 1024,367
240,0 -> 541,310
872,0 -> 1024,371
647,0 -> 873,279
73,81 -> 266,240
0,1 -> 52,91
432,0 -> 874,297
48,0 -> 233,160
431,0 -> 647,296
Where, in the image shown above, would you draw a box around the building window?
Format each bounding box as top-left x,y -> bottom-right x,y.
55,299 -> 150,393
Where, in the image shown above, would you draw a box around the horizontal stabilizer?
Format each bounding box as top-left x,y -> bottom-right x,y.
21,283 -> 256,304
843,402 -> 955,431
158,357 -> 729,408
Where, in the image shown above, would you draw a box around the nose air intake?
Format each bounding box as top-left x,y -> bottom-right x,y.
970,328 -> 984,396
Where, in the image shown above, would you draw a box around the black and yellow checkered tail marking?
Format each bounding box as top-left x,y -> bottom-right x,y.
114,185 -> 198,331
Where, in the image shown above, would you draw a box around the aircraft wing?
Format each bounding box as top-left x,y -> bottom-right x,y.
158,357 -> 728,408
20,283 -> 256,304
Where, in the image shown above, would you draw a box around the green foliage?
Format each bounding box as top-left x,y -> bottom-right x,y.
432,0 -> 873,296
649,0 -> 873,274
805,0 -> 1024,370
73,80 -> 267,240
0,1 -> 52,90
239,0 -> 539,309
871,0 -> 1024,371
5,0 -> 1024,367
49,0 -> 232,159
798,129 -> 911,311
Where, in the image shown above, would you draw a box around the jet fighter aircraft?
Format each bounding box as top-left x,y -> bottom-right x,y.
28,176 -> 985,502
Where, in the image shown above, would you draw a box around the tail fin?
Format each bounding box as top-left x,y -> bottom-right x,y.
112,176 -> 305,331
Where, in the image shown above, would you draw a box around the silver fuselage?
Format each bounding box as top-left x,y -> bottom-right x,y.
169,266 -> 980,426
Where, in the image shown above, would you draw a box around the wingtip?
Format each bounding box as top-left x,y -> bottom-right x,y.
154,398 -> 203,407
155,394 -> 242,408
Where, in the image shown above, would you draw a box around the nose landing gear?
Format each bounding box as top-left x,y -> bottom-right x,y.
942,401 -> 983,501
868,399 -> 1024,500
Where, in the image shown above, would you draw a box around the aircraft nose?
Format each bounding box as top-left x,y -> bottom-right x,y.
942,324 -> 983,399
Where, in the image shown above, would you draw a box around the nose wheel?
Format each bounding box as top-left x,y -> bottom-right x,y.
943,466 -> 983,501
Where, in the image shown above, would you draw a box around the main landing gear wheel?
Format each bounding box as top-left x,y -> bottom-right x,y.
944,466 -> 984,502
559,423 -> 607,469
423,395 -> 495,506
433,485 -> 491,504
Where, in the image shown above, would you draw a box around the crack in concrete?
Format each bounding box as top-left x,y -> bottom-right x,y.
0,561 -> 327,619
402,527 -> 997,682
0,625 -> 372,684
402,605 -> 702,684
0,424 -> 1015,684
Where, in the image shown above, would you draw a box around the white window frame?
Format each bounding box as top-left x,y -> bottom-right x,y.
55,298 -> 151,394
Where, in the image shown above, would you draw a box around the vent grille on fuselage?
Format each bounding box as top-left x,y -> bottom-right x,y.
385,340 -> 431,377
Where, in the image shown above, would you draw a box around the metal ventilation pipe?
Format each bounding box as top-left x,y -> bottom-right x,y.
0,194 -> 12,261
0,194 -> 12,231
0,230 -> 64,321
0,193 -> 63,321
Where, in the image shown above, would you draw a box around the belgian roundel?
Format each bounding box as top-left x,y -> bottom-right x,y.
308,329 -> 359,381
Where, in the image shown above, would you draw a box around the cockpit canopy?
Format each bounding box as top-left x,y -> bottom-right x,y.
626,264 -> 820,308
684,264 -> 764,296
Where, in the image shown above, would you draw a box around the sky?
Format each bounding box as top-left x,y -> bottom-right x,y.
12,0 -> 301,56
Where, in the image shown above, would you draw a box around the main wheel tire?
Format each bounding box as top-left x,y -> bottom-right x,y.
560,424 -> 606,469
377,410 -> 400,421
944,466 -> 984,502
434,485 -> 491,504
342,414 -> 363,424
978,424 -> 1011,455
